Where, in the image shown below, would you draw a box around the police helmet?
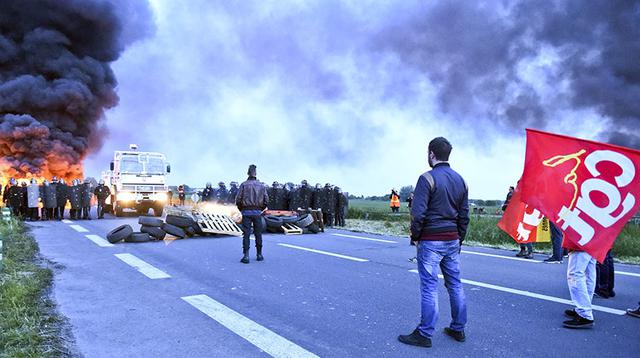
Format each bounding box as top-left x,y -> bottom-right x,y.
206,182 -> 212,188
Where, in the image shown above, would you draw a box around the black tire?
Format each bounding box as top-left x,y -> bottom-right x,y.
296,214 -> 314,228
138,216 -> 163,227
307,223 -> 320,234
281,215 -> 299,224
141,225 -> 166,240
125,232 -> 151,243
166,214 -> 195,228
107,224 -> 133,243
191,221 -> 205,236
264,215 -> 284,228
162,222 -> 186,238
184,226 -> 196,237
153,205 -> 163,217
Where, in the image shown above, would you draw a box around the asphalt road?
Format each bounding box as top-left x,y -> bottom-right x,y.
28,212 -> 640,357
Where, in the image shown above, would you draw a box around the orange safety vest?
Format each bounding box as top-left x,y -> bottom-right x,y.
390,194 -> 400,208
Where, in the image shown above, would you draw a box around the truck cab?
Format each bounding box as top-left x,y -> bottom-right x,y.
105,144 -> 171,217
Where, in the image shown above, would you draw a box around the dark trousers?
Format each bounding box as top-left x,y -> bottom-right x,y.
70,208 -> 78,220
550,222 -> 564,260
57,206 -> 65,220
29,207 -> 39,221
335,211 -> 345,227
82,206 -> 90,219
97,200 -> 106,218
323,212 -> 334,227
241,215 -> 263,252
596,251 -> 615,298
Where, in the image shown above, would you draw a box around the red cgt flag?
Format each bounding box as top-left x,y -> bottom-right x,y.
520,129 -> 640,262
498,185 -> 551,244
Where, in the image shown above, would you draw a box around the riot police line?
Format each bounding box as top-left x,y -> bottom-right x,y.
187,180 -> 348,227
1,177 -> 111,221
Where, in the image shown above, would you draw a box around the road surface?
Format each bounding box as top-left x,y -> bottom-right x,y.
27,214 -> 640,357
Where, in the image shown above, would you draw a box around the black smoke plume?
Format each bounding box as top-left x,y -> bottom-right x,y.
0,0 -> 151,180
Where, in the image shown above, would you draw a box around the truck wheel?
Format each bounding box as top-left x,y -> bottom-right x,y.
115,204 -> 124,217
138,216 -> 163,227
107,225 -> 133,243
162,223 -> 186,238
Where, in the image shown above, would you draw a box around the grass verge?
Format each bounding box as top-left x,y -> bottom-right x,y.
0,218 -> 71,357
344,215 -> 640,265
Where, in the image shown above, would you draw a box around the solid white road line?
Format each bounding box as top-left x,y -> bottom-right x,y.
278,243 -> 369,262
615,270 -> 640,278
462,250 -> 543,263
69,224 -> 89,233
114,253 -> 171,279
331,233 -> 397,243
182,294 -> 319,358
409,270 -> 626,315
61,219 -> 73,224
85,234 -> 114,248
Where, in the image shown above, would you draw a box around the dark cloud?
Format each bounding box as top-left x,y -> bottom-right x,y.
376,0 -> 640,148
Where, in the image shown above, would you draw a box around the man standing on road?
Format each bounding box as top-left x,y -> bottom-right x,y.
236,164 -> 268,264
56,179 -> 68,220
399,136 -> 469,348
94,180 -> 111,219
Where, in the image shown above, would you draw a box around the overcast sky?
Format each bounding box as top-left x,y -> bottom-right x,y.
81,0 -> 637,199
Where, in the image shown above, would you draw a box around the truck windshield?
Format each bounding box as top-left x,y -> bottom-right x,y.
145,156 -> 166,174
120,156 -> 143,173
119,154 -> 166,174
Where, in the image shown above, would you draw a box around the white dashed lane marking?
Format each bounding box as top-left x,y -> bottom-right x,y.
85,234 -> 114,248
69,225 -> 89,233
409,269 -> 626,315
182,294 -> 319,358
331,233 -> 397,243
278,243 -> 369,262
114,253 -> 171,279
62,219 -> 73,224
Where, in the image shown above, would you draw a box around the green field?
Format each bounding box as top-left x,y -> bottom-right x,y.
346,199 -> 640,263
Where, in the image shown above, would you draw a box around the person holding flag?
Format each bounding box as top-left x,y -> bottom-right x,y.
517,129 -> 640,329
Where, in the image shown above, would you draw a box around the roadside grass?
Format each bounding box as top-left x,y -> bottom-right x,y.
346,200 -> 640,264
0,218 -> 69,357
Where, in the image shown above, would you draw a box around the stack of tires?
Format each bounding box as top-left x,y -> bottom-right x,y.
263,213 -> 319,234
106,214 -> 204,244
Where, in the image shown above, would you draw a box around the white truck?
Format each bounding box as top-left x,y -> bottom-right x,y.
103,144 -> 171,217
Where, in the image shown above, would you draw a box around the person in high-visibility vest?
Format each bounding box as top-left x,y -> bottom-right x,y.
389,188 -> 401,213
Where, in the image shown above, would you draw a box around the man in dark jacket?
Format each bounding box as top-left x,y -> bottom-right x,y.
399,136 -> 469,349
19,181 -> 28,219
94,180 -> 111,219
236,164 -> 268,264
267,181 -> 280,210
7,179 -> 22,217
81,179 -> 93,219
178,185 -> 186,206
227,182 -> 239,204
312,183 -> 323,210
322,183 -> 336,227
216,182 -> 228,203
202,182 -> 215,202
335,186 -> 347,227
56,179 -> 68,220
298,180 -> 313,210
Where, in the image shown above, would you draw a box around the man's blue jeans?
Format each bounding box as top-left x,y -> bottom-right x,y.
417,240 -> 467,337
550,221 -> 564,260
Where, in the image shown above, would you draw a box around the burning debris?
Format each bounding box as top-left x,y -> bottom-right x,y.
0,0 -> 149,181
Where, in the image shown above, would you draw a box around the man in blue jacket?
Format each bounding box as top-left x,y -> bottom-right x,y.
399,137 -> 470,348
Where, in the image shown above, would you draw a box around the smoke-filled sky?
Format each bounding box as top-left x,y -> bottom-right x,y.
75,0 -> 639,198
